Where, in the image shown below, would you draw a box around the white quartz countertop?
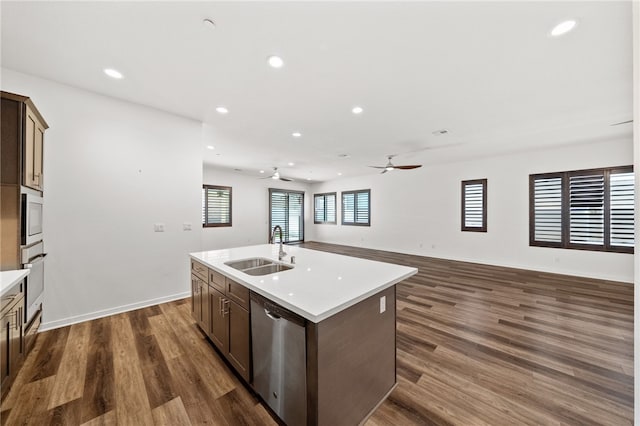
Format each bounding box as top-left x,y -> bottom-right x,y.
190,244 -> 417,323
0,269 -> 29,297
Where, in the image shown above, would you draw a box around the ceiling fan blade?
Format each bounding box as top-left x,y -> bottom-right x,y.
395,165 -> 422,170
279,177 -> 293,182
611,120 -> 633,126
380,169 -> 387,174
369,166 -> 387,169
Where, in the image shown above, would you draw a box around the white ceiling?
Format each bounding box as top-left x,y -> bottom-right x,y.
1,1 -> 633,182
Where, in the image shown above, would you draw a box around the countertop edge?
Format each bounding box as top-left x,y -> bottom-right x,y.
0,269 -> 30,298
190,249 -> 417,323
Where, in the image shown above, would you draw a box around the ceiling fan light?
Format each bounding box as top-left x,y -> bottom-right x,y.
385,166 -> 394,171
272,175 -> 279,180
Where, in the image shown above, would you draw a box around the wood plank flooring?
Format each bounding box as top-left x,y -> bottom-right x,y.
1,242 -> 633,425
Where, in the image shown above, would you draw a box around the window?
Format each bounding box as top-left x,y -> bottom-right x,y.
529,166 -> 633,253
202,185 -> 232,227
269,189 -> 304,243
314,193 -> 337,224
461,179 -> 487,232
342,189 -> 370,226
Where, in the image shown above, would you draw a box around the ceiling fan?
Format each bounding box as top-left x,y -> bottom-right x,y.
369,155 -> 422,174
261,167 -> 293,182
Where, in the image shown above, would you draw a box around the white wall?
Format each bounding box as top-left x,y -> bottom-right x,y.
1,69 -> 204,330
309,138 -> 634,283
202,161 -> 312,250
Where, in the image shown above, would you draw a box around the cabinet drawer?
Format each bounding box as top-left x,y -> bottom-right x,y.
209,269 -> 226,293
191,260 -> 208,281
226,279 -> 249,309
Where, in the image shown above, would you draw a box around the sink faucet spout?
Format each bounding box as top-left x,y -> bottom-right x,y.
270,225 -> 287,261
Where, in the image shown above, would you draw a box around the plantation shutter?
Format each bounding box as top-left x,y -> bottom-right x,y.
569,172 -> 604,246
461,179 -> 487,232
314,195 -> 325,222
269,189 -> 304,243
314,193 -> 336,224
343,193 -> 355,223
342,190 -> 370,226
202,185 -> 231,227
609,170 -> 634,248
532,176 -> 562,243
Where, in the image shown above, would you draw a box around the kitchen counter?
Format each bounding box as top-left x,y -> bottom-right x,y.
190,244 -> 417,323
0,269 -> 29,298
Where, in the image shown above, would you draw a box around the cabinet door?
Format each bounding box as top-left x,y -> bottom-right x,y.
198,280 -> 209,332
23,105 -> 45,191
227,301 -> 250,382
208,287 -> 227,352
34,123 -> 44,190
191,276 -> 201,323
0,312 -> 10,387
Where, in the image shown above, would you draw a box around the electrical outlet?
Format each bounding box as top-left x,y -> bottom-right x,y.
183,223 -> 192,231
380,296 -> 386,313
154,223 -> 165,232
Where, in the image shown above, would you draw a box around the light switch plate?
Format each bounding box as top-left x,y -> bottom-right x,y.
154,223 -> 165,232
379,296 -> 386,313
183,223 -> 192,231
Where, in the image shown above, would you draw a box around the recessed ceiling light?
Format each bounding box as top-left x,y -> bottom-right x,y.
259,170 -> 265,174
352,106 -> 363,115
550,20 -> 577,37
288,162 -> 295,166
306,178 -> 312,181
104,68 -> 123,79
202,18 -> 216,29
338,172 -> 343,176
268,55 -> 284,68
207,145 -> 215,150
292,132 -> 302,138
215,106 -> 228,114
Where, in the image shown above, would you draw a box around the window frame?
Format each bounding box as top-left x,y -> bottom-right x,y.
461,179 -> 487,232
268,188 -> 305,243
529,166 -> 633,254
314,192 -> 337,224
341,189 -> 371,227
202,184 -> 232,228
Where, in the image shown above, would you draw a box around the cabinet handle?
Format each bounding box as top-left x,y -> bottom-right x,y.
223,299 -> 230,316
219,297 -> 223,315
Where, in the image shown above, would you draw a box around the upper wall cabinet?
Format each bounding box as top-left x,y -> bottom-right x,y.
1,91 -> 49,192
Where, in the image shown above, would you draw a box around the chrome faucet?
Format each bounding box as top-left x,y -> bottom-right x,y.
270,225 -> 287,261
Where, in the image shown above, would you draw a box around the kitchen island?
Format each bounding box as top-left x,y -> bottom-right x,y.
190,244 -> 417,426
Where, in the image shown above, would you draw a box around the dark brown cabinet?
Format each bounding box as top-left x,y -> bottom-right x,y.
208,287 -> 227,351
1,280 -> 25,400
191,275 -> 209,332
190,259 -> 251,383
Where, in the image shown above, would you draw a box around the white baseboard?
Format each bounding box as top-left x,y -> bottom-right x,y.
39,291 -> 191,332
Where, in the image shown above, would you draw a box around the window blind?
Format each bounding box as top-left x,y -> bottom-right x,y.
314,193 -> 336,224
532,176 -> 562,243
569,173 -> 604,245
342,190 -> 370,226
610,171 -> 634,248
529,166 -> 633,253
461,179 -> 487,232
269,189 -> 304,243
202,185 -> 232,227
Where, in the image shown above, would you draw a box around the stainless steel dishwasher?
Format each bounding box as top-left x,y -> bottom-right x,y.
251,292 -> 307,426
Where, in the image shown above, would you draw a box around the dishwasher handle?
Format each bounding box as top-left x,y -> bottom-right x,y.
264,309 -> 281,321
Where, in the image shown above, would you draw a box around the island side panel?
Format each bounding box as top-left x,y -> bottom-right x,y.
308,286 -> 396,426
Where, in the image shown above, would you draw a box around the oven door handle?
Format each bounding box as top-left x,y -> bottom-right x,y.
25,253 -> 47,268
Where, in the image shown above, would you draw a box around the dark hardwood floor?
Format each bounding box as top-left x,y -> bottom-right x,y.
1,242 -> 633,425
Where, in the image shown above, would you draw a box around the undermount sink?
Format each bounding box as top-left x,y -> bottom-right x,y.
243,263 -> 294,276
224,257 -> 293,276
225,258 -> 274,271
